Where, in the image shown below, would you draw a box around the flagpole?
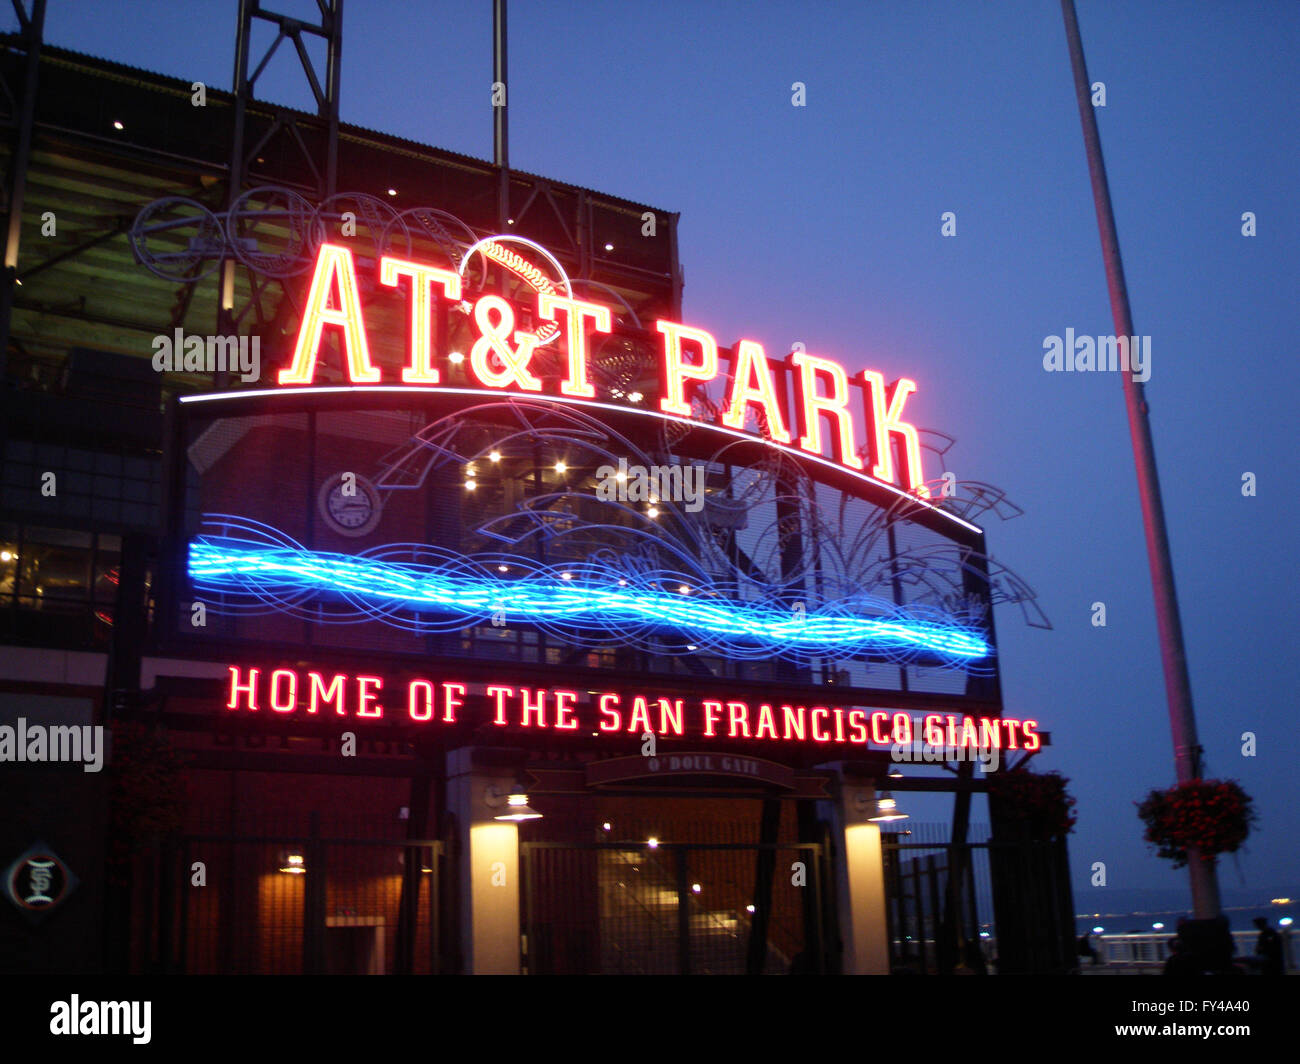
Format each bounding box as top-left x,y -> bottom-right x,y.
1059,0 -> 1220,918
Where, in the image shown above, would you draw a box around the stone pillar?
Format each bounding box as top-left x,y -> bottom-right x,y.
821,775 -> 890,974
446,748 -> 521,974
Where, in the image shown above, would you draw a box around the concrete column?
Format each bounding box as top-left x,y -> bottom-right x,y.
446,748 -> 521,974
821,777 -> 890,974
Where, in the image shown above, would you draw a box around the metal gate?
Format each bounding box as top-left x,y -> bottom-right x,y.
154,818 -> 445,974
882,825 -> 1076,975
521,841 -> 830,974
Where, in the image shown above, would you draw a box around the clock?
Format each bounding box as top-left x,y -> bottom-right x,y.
317,472 -> 383,537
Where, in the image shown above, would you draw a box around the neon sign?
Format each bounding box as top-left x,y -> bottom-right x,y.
276,242 -> 932,497
224,666 -> 1040,751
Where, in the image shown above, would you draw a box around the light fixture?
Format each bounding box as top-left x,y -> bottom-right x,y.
1280,917 -> 1294,927
489,450 -> 501,462
686,644 -> 698,651
0,550 -> 11,562
497,565 -> 508,573
691,883 -> 702,894
604,243 -> 614,251
868,792 -> 909,822
746,904 -> 756,914
506,217 -> 515,225
602,822 -> 612,832
464,480 -> 476,491
627,391 -> 643,403
448,351 -> 465,363
554,461 -> 567,473
487,783 -> 542,821
1092,926 -> 1104,934
647,836 -> 659,849
561,572 -> 573,580
387,188 -> 397,196
112,120 -> 124,131
279,852 -> 306,874
465,466 -> 476,478
1152,922 -> 1165,930
888,766 -> 904,779
647,507 -> 659,518
678,584 -> 690,594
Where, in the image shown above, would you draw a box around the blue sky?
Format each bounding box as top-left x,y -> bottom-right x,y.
35,1 -> 1300,907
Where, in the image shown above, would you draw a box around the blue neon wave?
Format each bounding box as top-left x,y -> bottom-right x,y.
188,536 -> 991,662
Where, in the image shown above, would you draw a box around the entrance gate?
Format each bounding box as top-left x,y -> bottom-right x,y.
521,841 -> 829,975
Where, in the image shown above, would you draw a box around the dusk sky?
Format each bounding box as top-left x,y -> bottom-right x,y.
34,1 -> 1299,909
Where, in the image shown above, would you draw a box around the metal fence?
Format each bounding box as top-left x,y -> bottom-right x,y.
158,820 -> 444,974
521,841 -> 827,975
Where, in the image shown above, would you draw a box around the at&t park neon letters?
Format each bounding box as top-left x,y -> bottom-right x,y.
225,666 -> 1040,751
278,243 -> 931,496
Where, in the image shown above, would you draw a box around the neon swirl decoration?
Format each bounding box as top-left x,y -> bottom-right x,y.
188,516 -> 991,667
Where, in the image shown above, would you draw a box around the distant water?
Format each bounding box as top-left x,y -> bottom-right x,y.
1072,886 -> 1295,935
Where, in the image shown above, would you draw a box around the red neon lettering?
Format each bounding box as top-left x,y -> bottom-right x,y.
658,699 -> 685,736
657,320 -> 718,417
408,680 -> 435,721
488,686 -> 514,726
959,717 -> 980,748
847,709 -> 868,744
702,700 -> 723,738
553,689 -> 579,730
783,705 -> 806,741
870,711 -> 891,745
946,715 -> 959,748
722,341 -> 791,442
470,296 -> 542,391
356,676 -> 383,718
519,687 -> 547,727
923,714 -> 944,747
833,707 -> 846,743
628,697 -> 653,734
1001,719 -> 1020,750
755,704 -> 778,740
598,693 -> 622,732
980,717 -> 1001,749
537,293 -> 611,399
1022,719 -> 1041,752
442,683 -> 465,723
307,672 -> 346,715
892,713 -> 913,745
727,701 -> 750,738
379,255 -> 461,385
269,668 -> 298,713
860,371 -> 927,495
227,666 -> 259,711
810,707 -> 832,743
789,352 -> 863,470
280,244 -> 379,385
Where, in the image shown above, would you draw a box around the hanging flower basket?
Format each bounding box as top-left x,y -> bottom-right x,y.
987,769 -> 1077,841
1136,779 -> 1256,868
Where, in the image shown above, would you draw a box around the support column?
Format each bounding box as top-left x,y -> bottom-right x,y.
445,748 -> 521,974
821,776 -> 889,974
